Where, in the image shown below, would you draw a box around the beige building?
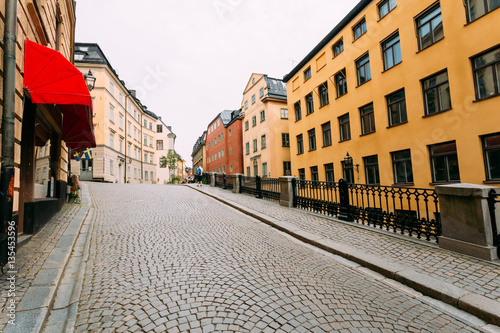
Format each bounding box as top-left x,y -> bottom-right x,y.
191,131 -> 207,176
241,74 -> 290,177
155,117 -> 177,184
74,43 -> 159,184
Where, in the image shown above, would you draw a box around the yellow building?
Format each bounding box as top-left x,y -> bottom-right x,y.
75,43 -> 159,184
192,131 -> 207,176
283,0 -> 500,188
241,74 -> 290,177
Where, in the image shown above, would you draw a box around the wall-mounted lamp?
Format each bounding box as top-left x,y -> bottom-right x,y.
84,69 -> 96,92
344,152 -> 359,172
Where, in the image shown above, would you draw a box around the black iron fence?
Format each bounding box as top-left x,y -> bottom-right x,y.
240,175 -> 258,196
214,173 -> 233,190
293,179 -> 441,242
239,175 -> 280,201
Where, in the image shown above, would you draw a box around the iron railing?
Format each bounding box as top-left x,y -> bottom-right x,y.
240,175 -> 258,196
261,177 -> 280,202
294,179 -> 441,242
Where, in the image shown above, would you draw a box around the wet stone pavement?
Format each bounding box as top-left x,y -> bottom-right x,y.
73,183 -> 490,332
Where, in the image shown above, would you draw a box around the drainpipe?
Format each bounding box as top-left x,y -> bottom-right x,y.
124,95 -> 128,183
1,0 -> 18,237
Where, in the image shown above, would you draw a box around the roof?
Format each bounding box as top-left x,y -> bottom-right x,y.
283,0 -> 372,82
264,76 -> 287,100
208,109 -> 243,128
191,131 -> 207,156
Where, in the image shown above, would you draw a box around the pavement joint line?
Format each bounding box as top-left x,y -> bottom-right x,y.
4,185 -> 92,333
189,184 -> 500,327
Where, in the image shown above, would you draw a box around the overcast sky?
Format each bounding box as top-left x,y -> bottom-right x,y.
75,0 -> 360,167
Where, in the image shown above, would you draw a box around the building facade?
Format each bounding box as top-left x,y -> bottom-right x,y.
1,0 -> 95,234
283,0 -> 500,188
241,74 -> 290,178
192,131 -> 207,175
206,110 -> 244,175
74,43 -> 160,184
155,118 -> 177,184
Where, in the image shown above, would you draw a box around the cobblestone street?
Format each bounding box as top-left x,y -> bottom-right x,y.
70,183 -> 492,332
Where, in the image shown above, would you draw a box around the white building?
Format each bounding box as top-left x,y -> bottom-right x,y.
155,117 -> 177,184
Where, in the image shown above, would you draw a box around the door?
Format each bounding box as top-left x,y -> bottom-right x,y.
80,159 -> 93,180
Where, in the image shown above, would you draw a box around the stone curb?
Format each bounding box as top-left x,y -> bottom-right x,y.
190,185 -> 500,326
3,185 -> 91,333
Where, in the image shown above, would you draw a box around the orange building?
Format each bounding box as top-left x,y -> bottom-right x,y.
283,0 -> 500,188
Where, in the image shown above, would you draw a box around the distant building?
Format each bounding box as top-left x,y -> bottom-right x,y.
206,110 -> 244,175
283,0 -> 500,188
192,131 -> 207,175
74,43 -> 159,183
241,74 -> 290,177
155,118 -> 177,184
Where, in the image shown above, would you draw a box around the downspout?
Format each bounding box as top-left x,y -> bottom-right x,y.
1,0 -> 18,241
140,112 -> 143,183
124,95 -> 128,183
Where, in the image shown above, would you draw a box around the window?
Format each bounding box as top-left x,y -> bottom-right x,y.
322,122 -> 332,147
429,141 -> 460,183
342,161 -> 354,183
128,143 -> 132,155
244,101 -> 248,110
282,133 -> 290,147
218,134 -> 220,143
306,93 -> 314,115
260,110 -> 265,122
261,135 -> 266,149
335,69 -> 348,98
145,171 -> 149,181
378,0 -> 396,19
157,124 -> 163,133
149,122 -> 152,130
356,53 -> 371,86
144,134 -> 148,146
281,108 -> 288,119
247,166 -> 251,176
353,18 -> 367,41
304,67 -> 311,81
253,139 -> 258,152
229,129 -> 232,137
360,103 -> 376,135
230,165 -> 233,173
252,94 -> 256,104
382,32 -> 402,70
333,39 -> 344,57
144,152 -> 147,162
422,70 -> 451,115
392,149 -> 413,184
134,110 -> 137,120
416,3 -> 444,51
297,134 -> 304,155
245,121 -> 249,131
109,105 -> 115,122
260,88 -> 264,98
311,166 -> 319,182
252,116 -> 257,127
150,155 -> 153,164
262,163 -> 268,177
109,82 -> 114,95
483,133 -> 500,180
229,147 -> 232,154
110,160 -> 114,175
109,133 -> 114,148
325,163 -> 334,183
156,140 -> 163,150
119,138 -> 123,153
144,119 -> 147,127
319,82 -> 329,107
294,101 -> 302,121
119,114 -> 123,129
364,155 -> 380,185
339,114 -> 351,142
308,128 -> 317,151
283,162 -> 291,176
221,132 -> 224,141
472,46 -> 500,100
466,0 -> 500,22
299,168 -> 306,181
387,89 -> 407,127
149,137 -> 153,148
128,122 -> 131,136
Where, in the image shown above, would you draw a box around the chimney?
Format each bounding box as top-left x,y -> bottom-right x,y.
130,90 -> 136,97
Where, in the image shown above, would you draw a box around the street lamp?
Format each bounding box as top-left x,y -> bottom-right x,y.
344,152 -> 359,172
84,69 -> 96,92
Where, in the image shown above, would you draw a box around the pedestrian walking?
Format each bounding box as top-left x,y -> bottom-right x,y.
196,164 -> 204,186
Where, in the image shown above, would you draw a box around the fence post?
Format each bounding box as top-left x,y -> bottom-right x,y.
338,179 -> 354,222
436,184 -> 500,261
210,173 -> 216,187
238,174 -> 243,193
255,175 -> 262,199
279,176 -> 296,207
232,174 -> 242,194
222,173 -> 226,189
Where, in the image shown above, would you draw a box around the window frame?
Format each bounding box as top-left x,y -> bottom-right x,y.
482,132 -> 500,181
260,110 -> 265,122
319,82 -> 329,107
253,139 -> 258,152
294,101 -> 302,121
280,108 -> 289,119
306,93 -> 314,115
387,89 -> 407,127
261,134 -> 266,149
282,133 -> 290,147
465,0 -> 500,22
352,17 -> 367,41
422,69 -> 452,116
381,31 -> 402,70
472,46 -> 500,101
355,53 -> 371,86
416,3 -> 444,51
378,0 -> 397,19
363,155 -> 380,185
297,134 -> 304,155
304,67 -> 312,82
338,113 -> 351,142
359,103 -> 376,135
333,38 -> 344,57
392,149 -> 414,185
252,116 -> 257,127
322,122 -> 332,147
429,141 -> 461,183
335,69 -> 348,98
308,128 -> 317,151
325,163 -> 334,183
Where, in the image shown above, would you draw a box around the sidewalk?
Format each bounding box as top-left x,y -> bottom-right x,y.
0,184 -> 92,333
189,184 -> 500,326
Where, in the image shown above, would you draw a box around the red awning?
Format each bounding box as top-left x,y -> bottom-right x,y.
23,39 -> 96,150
